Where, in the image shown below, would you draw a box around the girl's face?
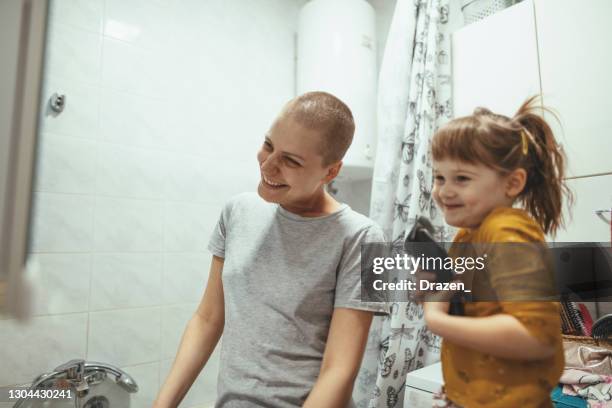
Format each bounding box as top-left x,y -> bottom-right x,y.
432,159 -> 514,229
256,115 -> 338,213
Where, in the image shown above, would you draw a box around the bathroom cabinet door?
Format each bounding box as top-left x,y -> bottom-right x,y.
451,0 -> 540,118
534,0 -> 612,178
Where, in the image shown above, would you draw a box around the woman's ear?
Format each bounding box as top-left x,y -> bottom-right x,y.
505,168 -> 527,198
324,161 -> 343,183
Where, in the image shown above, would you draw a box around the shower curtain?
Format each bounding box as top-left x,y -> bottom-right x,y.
354,0 -> 455,406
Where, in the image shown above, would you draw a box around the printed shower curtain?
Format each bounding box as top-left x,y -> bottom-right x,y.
354,0 -> 455,406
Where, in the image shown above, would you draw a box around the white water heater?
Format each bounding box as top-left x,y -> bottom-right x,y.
297,0 -> 377,180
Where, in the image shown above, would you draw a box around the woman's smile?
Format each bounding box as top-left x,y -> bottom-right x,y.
261,174 -> 288,189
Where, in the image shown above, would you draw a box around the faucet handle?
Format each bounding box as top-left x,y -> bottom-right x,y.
54,359 -> 85,381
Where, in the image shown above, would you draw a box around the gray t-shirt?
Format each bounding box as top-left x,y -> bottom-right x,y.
207,192 -> 387,407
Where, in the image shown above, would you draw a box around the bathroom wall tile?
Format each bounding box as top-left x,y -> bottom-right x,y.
30,193 -> 94,253
34,133 -> 97,194
88,308 -> 161,367
159,350 -> 219,407
94,197 -> 164,252
164,154 -> 210,203
121,362 -> 160,408
160,304 -> 195,360
101,38 -> 160,97
0,313 -> 87,386
27,253 -> 91,316
162,107 -> 206,156
104,0 -> 179,51
103,0 -> 146,44
164,203 -> 218,252
95,144 -> 166,199
160,38 -> 201,99
90,253 -> 163,310
163,253 -> 209,304
49,0 -> 104,34
99,89 -> 169,149
39,77 -> 100,140
45,23 -> 102,86
198,159 -> 259,204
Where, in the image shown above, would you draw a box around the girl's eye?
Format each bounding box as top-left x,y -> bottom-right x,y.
434,175 -> 444,183
456,175 -> 470,182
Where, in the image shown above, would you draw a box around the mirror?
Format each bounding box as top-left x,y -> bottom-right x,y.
0,0 -> 49,319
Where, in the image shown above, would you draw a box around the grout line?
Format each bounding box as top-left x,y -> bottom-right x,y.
532,0 -> 544,105
30,189 -> 227,207
22,303 -> 197,320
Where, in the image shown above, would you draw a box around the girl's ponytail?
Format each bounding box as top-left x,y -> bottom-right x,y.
512,96 -> 573,236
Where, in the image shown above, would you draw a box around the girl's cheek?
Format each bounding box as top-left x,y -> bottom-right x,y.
432,186 -> 441,202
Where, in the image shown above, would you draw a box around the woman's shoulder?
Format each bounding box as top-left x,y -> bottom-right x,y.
218,192 -> 273,226
476,207 -> 545,243
223,192 -> 267,212
332,207 -> 386,242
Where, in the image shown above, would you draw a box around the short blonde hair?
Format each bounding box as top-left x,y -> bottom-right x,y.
283,91 -> 355,166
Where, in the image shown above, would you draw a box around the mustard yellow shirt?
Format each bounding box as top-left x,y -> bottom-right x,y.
442,207 -> 564,408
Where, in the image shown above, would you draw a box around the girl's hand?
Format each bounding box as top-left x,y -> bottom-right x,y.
423,301 -> 450,316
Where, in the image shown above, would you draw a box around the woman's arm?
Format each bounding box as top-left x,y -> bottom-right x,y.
153,255 -> 225,408
303,308 -> 373,408
424,302 -> 555,360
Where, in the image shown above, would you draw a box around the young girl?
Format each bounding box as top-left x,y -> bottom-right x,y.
424,96 -> 571,408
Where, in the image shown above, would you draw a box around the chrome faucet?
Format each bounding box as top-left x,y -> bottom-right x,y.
12,359 -> 138,408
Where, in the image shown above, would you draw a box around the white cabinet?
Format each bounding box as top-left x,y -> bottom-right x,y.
452,0 -> 540,118
452,0 -> 612,178
404,362 -> 443,407
535,0 -> 612,178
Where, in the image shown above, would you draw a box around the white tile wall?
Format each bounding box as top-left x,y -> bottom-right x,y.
160,304 -> 196,360
45,23 -> 103,86
99,90 -> 170,149
88,307 -> 161,367
35,133 -> 97,194
94,144 -> 167,199
49,0 -> 104,34
0,313 -> 88,385
93,197 -> 164,252
90,253 -> 163,310
40,80 -> 101,139
28,253 -> 92,316
30,192 -> 95,253
163,253 -> 209,304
